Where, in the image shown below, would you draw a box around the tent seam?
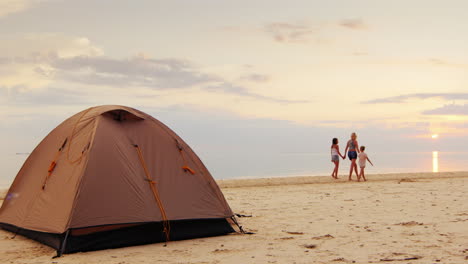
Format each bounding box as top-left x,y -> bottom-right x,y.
63,114 -> 100,232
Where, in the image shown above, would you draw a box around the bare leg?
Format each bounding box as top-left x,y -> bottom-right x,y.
362,168 -> 366,181
353,161 -> 359,179
332,161 -> 338,178
334,161 -> 339,179
349,159 -> 357,181
331,161 -> 335,178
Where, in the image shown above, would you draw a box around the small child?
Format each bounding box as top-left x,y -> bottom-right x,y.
331,138 -> 345,179
358,146 -> 373,182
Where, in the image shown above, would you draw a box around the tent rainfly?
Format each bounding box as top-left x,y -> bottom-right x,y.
0,105 -> 238,256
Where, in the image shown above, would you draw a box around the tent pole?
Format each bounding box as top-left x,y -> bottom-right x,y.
54,229 -> 70,258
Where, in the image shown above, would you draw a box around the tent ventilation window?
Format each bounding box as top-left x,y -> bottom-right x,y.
104,110 -> 145,122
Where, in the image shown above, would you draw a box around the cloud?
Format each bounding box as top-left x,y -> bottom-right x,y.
427,58 -> 468,68
0,0 -> 45,17
263,18 -> 368,43
264,22 -> 317,43
1,33 -> 103,58
34,55 -> 295,102
0,34 -> 307,104
240,74 -> 270,83
363,93 -> 468,104
429,58 -> 449,65
423,104 -> 468,115
1,86 -> 91,109
49,55 -> 218,89
205,83 -> 309,104
0,34 -> 103,90
339,18 -> 368,30
3,53 -> 300,103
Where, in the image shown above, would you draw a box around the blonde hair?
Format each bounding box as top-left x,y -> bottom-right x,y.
351,132 -> 357,140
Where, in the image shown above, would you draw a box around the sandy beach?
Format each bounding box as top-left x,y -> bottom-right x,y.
1,172 -> 467,264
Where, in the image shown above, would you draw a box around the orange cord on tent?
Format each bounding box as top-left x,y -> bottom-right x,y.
42,138 -> 68,190
42,151 -> 60,190
43,107 -> 92,190
177,143 -> 195,175
134,144 -> 171,243
66,107 -> 93,165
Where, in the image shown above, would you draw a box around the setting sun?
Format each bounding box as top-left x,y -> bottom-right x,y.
431,134 -> 439,139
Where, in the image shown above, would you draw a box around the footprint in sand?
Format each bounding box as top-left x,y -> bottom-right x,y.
302,244 -> 317,249
395,221 -> 424,226
311,234 -> 334,240
331,257 -> 347,262
283,231 -> 304,235
278,237 -> 295,240
212,249 -> 231,253
378,253 -> 423,262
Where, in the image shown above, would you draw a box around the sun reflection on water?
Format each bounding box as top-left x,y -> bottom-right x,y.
432,151 -> 439,173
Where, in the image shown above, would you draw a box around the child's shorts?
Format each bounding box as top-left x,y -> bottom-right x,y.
331,155 -> 339,162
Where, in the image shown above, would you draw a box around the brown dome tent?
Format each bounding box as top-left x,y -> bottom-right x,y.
0,105 -> 237,256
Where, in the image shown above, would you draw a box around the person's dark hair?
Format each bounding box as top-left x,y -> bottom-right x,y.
332,138 -> 338,144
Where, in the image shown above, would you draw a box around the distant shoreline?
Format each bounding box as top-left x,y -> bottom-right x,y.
2,171 -> 467,200
217,171 -> 468,188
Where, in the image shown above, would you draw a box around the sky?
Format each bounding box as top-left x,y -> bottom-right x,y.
1,0 -> 468,184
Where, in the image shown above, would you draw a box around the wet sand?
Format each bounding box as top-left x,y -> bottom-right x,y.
1,172 -> 467,263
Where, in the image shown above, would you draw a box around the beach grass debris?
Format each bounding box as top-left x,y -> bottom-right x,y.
283,231 -> 304,235
379,256 -> 422,261
396,221 -> 424,226
378,253 -> 423,262
303,244 -> 317,249
331,257 -> 346,262
398,178 -> 417,183
212,249 -> 230,253
311,234 -> 335,240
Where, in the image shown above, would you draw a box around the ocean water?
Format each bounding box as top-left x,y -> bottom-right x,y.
1,151 -> 467,189
203,150 -> 468,179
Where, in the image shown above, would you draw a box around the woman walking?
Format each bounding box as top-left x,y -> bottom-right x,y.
344,132 -> 360,181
